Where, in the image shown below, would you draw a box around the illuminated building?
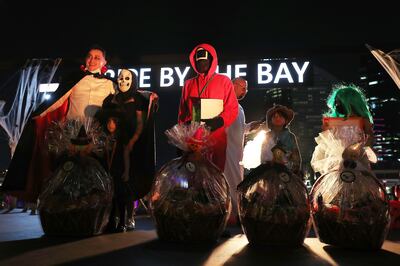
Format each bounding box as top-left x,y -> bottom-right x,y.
358,55 -> 400,174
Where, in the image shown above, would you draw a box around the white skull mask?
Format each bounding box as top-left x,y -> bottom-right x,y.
118,69 -> 133,92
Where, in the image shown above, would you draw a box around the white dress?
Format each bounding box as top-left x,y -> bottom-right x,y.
311,122 -> 375,175
224,104 -> 245,215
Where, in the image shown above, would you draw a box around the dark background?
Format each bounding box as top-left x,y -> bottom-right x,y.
0,1 -> 398,66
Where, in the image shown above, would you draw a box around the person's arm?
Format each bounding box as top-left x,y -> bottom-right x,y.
122,110 -> 143,182
150,92 -> 159,113
127,111 -> 143,152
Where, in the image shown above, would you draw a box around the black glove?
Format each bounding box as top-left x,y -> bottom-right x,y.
201,116 -> 224,132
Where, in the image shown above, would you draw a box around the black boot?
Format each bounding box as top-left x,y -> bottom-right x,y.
115,202 -> 127,233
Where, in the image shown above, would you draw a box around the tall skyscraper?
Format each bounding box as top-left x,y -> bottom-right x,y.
358,56 -> 400,173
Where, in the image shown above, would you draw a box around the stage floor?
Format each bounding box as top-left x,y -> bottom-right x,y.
0,210 -> 399,266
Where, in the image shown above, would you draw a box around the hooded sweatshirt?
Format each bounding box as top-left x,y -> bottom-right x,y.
178,43 -> 238,171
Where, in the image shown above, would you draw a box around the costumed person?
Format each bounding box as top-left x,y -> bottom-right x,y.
97,69 -> 157,232
311,83 -> 375,175
100,113 -> 125,232
236,105 -> 310,246
178,43 -> 238,171
261,105 -> 302,175
1,45 -> 115,205
38,125 -> 113,236
309,83 -> 390,249
224,77 -> 248,226
36,45 -> 115,120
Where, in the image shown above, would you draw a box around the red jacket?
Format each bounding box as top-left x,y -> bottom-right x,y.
178,43 -> 238,170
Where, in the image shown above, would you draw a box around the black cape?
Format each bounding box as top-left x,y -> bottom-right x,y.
1,59 -> 108,201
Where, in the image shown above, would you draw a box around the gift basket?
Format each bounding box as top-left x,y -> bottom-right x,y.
38,119 -> 113,236
310,127 -> 390,249
237,145 -> 311,246
149,123 -> 231,243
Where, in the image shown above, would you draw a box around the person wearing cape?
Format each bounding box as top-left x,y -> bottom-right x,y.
97,69 -> 158,232
1,45 -> 115,203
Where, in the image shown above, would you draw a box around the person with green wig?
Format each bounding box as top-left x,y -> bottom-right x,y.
311,83 -> 376,175
322,83 -> 374,147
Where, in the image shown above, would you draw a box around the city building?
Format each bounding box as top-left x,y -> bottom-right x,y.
358,55 -> 400,177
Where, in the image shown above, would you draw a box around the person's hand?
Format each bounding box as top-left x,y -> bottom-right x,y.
201,116 -> 224,132
150,92 -> 159,104
150,92 -> 159,111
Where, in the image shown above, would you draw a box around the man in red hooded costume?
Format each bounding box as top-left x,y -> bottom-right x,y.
178,43 -> 238,171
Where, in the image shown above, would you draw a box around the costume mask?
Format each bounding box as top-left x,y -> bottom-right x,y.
195,48 -> 211,74
118,69 -> 133,92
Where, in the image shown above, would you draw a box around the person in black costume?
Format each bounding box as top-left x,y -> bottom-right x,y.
100,112 -> 126,232
98,69 -> 157,232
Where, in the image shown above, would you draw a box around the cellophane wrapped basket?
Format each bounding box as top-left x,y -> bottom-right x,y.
310,127 -> 390,249
238,162 -> 311,246
38,119 -> 112,236
149,123 -> 231,243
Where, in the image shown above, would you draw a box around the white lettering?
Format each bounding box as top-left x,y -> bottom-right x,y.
160,67 -> 174,87
175,66 -> 190,87
274,63 -> 293,83
257,64 -> 273,84
234,64 -> 247,78
139,68 -> 151,88
292,61 -> 309,83
109,60 -> 310,88
216,65 -> 232,79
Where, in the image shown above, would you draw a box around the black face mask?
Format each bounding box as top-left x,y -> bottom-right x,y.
195,59 -> 211,73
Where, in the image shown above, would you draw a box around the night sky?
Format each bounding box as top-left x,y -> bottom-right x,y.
0,1 -> 399,63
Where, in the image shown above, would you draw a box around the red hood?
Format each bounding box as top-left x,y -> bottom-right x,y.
189,43 -> 218,78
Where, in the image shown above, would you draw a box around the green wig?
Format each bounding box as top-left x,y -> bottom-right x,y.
324,83 -> 373,124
